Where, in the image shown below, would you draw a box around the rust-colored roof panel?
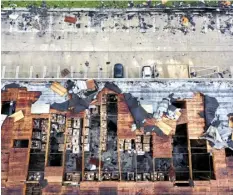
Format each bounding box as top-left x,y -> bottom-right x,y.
1,88 -> 20,101
15,101 -> 32,116
186,93 -> 205,139
17,90 -> 41,102
61,186 -> 81,195
8,148 -> 29,182
1,118 -> 14,150
3,183 -> 24,195
176,109 -> 188,125
117,94 -> 136,139
44,167 -> 64,183
117,119 -> 136,139
152,132 -> 172,158
42,183 -> 63,194
66,111 -> 85,118
1,152 -> 9,181
86,79 -> 96,90
144,118 -> 157,126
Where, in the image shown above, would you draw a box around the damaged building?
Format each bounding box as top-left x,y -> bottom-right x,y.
1,79 -> 233,195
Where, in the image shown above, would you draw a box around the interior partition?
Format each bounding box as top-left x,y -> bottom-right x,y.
28,118 -> 49,181
64,117 -> 83,183
172,123 -> 190,181
100,94 -> 120,181
47,114 -> 66,166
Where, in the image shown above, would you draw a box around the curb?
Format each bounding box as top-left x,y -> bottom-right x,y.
2,7 -> 233,13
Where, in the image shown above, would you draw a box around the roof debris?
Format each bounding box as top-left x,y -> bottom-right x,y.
64,16 -> 77,24
50,82 -> 67,96
1,114 -> 8,127
9,110 -> 24,122
204,95 -> 219,127
2,79 -> 233,149
31,103 -> 50,114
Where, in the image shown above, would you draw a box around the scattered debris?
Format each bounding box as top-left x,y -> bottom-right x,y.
75,80 -> 87,91
86,79 -> 97,91
64,16 -> 77,24
9,13 -> 19,20
182,16 -> 189,27
61,68 -> 70,78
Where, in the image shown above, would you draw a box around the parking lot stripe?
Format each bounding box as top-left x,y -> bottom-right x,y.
2,66 -> 6,79
49,14 -> 53,33
153,16 -> 156,32
15,66 -> 19,79
43,66 -> 47,78
29,66 -> 33,78
57,66 -> 60,78
137,66 -> 141,78
70,66 -> 73,78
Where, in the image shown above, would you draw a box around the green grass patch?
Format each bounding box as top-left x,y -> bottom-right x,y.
2,1 -> 102,8
1,0 -> 231,8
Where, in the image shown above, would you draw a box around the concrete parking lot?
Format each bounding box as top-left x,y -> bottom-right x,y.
1,10 -> 233,78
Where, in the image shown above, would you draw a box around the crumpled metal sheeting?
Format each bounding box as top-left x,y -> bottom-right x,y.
154,98 -> 170,119
1,83 -> 21,91
228,140 -> 233,150
104,82 -> 122,94
200,124 -> 232,150
51,101 -> 69,112
200,125 -> 227,149
123,93 -> 149,129
204,95 -> 219,127
218,122 -> 232,141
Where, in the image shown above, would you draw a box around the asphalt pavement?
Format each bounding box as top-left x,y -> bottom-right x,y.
1,9 -> 233,78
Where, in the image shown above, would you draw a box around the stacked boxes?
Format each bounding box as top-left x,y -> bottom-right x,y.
101,94 -> 107,151
66,118 -> 81,154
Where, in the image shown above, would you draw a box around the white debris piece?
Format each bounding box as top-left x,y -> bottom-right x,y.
9,13 -> 19,20
131,124 -> 137,131
166,108 -> 181,120
154,98 -> 170,119
1,115 -> 8,127
31,104 -> 50,114
76,81 -> 87,90
73,146 -> 80,153
90,164 -> 96,171
141,104 -> 153,114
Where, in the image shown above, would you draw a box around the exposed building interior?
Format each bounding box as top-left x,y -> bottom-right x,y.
1,79 -> 233,195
